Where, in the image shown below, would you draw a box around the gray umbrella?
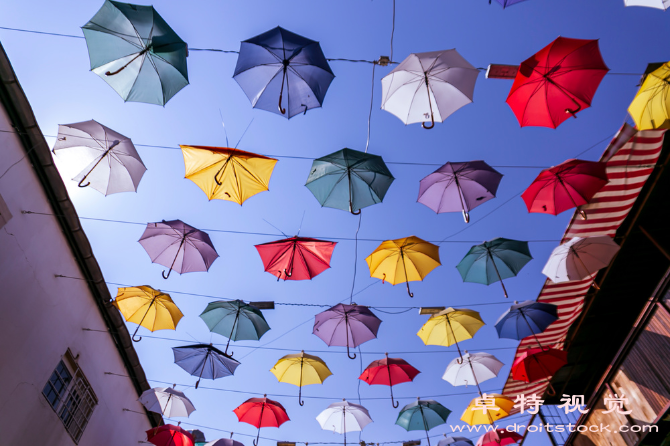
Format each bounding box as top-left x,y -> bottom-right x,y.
139,220 -> 219,279
52,120 -> 146,195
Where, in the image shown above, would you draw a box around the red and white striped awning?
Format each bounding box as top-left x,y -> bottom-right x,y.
502,128 -> 667,402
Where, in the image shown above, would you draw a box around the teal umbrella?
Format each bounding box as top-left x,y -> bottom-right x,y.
456,238 -> 532,298
199,300 -> 271,356
305,148 -> 395,215
82,0 -> 189,106
396,399 -> 451,446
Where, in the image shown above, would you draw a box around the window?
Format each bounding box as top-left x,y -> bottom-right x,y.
42,351 -> 98,443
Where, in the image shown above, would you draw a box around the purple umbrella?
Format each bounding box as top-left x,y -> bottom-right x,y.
139,220 -> 219,279
313,304 -> 382,360
417,161 -> 503,223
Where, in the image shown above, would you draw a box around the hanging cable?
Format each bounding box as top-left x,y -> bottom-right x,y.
390,0 -> 396,62
350,214 -> 363,304
365,63 -> 376,153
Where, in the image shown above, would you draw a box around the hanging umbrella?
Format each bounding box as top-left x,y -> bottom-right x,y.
233,26 -> 334,118
305,148 -> 395,214
506,37 -> 609,128
624,0 -> 670,9
52,120 -> 146,195
381,50 -> 479,129
365,236 -> 441,297
139,219 -> 219,279
542,236 -> 620,284
147,425 -> 195,446
199,300 -> 271,355
490,0 -> 528,7
495,300 -> 558,340
270,351 -> 332,406
172,343 -> 241,388
359,353 -> 421,408
442,352 -> 504,395
418,161 -> 503,223
476,429 -> 522,446
316,400 -> 373,446
140,386 -> 196,417
628,62 -> 670,130
521,159 -> 608,219
396,399 -> 451,446
255,236 -> 337,281
233,395 -> 290,446
180,145 -> 278,205
82,0 -> 188,106
461,394 -> 514,426
313,304 -> 382,359
205,440 -> 244,446
511,347 -> 567,384
438,436 -> 474,446
456,238 -> 532,298
113,286 -> 183,342
417,308 -> 485,362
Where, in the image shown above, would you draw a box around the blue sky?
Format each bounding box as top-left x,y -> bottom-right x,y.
2,0 -> 669,445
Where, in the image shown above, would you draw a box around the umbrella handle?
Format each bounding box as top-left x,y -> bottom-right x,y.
350,208 -> 361,215
347,344 -> 357,360
131,324 -> 142,343
162,269 -> 172,279
78,178 -> 91,188
390,387 -> 399,408
546,381 -> 557,397
284,269 -> 292,278
299,386 -> 305,406
565,103 -> 582,118
215,175 -> 223,186
462,210 -> 470,223
382,273 -> 386,285
579,209 -> 587,220
406,281 -> 414,298
422,115 -> 435,129
278,93 -> 286,115
253,427 -> 261,446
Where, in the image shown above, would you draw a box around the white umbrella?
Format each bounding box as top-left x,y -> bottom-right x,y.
442,352 -> 503,394
52,120 -> 146,195
624,0 -> 670,10
139,386 -> 196,418
381,50 -> 479,129
542,236 -> 620,284
316,399 -> 372,446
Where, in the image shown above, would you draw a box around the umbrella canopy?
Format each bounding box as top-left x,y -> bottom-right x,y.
461,394 -> 514,426
542,236 -> 620,283
506,37 -> 609,128
200,300 -> 271,355
625,0 -> 670,9
172,343 -> 241,388
113,285 -> 183,342
52,120 -> 146,195
205,440 -> 244,446
147,425 -> 194,446
140,386 -> 196,418
359,353 -> 421,408
365,236 -> 441,297
492,0 -> 528,7
180,145 -> 278,205
255,236 -> 337,281
305,148 -> 395,214
396,399 -> 451,446
381,50 -> 479,129
418,161 -> 503,222
439,437 -> 474,446
521,159 -> 608,219
417,308 -> 485,360
456,238 -> 532,298
628,62 -> 670,130
313,304 -> 382,359
139,220 -> 219,279
476,429 -> 522,446
511,347 -> 568,383
233,26 -> 334,118
442,352 -> 504,395
82,0 -> 188,106
270,351 -> 332,406
316,400 -> 373,446
233,395 -> 290,446
495,300 -> 559,341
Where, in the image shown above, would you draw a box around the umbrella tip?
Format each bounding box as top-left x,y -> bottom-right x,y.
264,394 -> 267,397
514,300 -> 518,304
172,383 -> 176,388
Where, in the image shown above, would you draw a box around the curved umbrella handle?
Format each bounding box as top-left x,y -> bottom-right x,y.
162,269 -> 172,280
278,94 -> 286,115
347,344 -> 357,360
253,427 -> 261,446
214,174 -> 223,186
422,113 -> 435,130
195,379 -> 201,389
78,178 -> 91,188
131,325 -> 142,343
456,356 -> 463,364
350,208 -> 361,215
299,386 -> 305,406
546,382 -> 557,397
284,269 -> 292,278
565,103 -> 582,118
277,271 -> 282,281
390,386 -> 399,408
578,209 -> 587,220
462,210 -> 470,223
406,281 -> 414,298
382,273 -> 386,285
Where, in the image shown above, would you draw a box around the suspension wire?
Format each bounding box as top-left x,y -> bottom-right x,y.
350,214 -> 363,304
365,63 -> 377,153
390,0 -> 396,62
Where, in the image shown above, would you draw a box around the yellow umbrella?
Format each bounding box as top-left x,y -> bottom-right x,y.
460,394 -> 514,426
180,145 -> 278,205
270,351 -> 332,406
628,62 -> 670,130
113,286 -> 183,342
365,236 -> 441,297
417,308 -> 484,362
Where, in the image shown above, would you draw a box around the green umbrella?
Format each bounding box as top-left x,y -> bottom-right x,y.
456,238 -> 532,298
396,399 -> 451,446
82,0 -> 189,106
199,300 -> 271,356
305,148 -> 395,215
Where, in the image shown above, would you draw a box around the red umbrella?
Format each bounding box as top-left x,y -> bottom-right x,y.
146,424 -> 194,446
521,159 -> 608,219
511,347 -> 567,386
506,37 -> 609,128
255,236 -> 336,281
476,429 -> 523,446
359,353 -> 420,408
233,395 -> 290,445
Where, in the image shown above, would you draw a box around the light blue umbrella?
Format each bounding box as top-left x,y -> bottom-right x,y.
199,300 -> 271,356
396,399 -> 451,446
